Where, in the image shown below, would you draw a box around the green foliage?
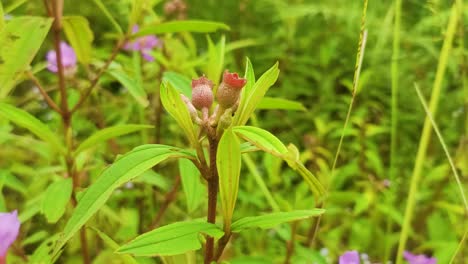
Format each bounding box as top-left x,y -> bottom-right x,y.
0,16 -> 52,97
1,0 -> 466,263
217,128 -> 242,229
0,103 -> 64,153
117,221 -> 224,256
53,145 -> 195,256
41,178 -> 72,223
62,16 -> 94,65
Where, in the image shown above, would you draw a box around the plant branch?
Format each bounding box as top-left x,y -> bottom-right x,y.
284,221 -> 298,264
70,38 -> 126,113
26,71 -> 62,114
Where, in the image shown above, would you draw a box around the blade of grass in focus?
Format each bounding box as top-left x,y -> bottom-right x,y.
395,1 -> 462,263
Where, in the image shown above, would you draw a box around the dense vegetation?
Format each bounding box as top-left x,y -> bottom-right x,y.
0,0 -> 466,263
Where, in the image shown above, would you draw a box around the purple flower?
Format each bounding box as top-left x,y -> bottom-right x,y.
124,25 -> 162,62
404,251 -> 437,264
0,210 -> 20,258
46,42 -> 77,76
339,251 -> 360,264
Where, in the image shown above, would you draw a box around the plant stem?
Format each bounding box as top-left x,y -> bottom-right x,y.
395,2 -> 460,263
205,136 -> 219,264
284,221 -> 298,264
70,38 -> 125,113
48,0 -> 90,263
384,0 -> 402,261
26,71 -> 62,114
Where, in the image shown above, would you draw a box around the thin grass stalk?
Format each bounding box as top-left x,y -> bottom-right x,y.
414,83 -> 468,212
383,0 -> 402,261
395,2 -> 461,263
306,0 -> 368,247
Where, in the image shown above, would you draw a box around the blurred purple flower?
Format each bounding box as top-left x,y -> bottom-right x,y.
339,250 -> 360,264
0,210 -> 20,259
124,25 -> 162,62
404,251 -> 437,264
46,42 -> 77,76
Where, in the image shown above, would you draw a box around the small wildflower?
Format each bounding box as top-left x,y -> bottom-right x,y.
124,25 -> 162,62
403,251 -> 436,264
46,42 -> 77,76
216,70 -> 247,109
0,210 -> 21,262
191,76 -> 214,111
339,251 -> 360,264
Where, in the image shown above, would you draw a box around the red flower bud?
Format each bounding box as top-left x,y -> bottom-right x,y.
191,76 -> 214,110
216,70 -> 247,109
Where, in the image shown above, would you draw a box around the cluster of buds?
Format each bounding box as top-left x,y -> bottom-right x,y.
164,0 -> 187,20
183,70 -> 247,130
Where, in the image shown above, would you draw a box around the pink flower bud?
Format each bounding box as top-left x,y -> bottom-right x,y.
216,70 -> 247,109
191,76 -> 214,110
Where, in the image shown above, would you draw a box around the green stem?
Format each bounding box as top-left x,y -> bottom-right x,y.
395,3 -> 460,263
384,0 -> 402,261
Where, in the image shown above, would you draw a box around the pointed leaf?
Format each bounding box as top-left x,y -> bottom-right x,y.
74,124 -> 153,154
160,82 -> 198,147
53,145 -> 194,256
0,16 -> 53,97
233,62 -> 279,126
62,16 -> 94,64
117,221 -> 223,256
233,126 -> 288,156
231,210 -> 325,233
217,128 -> 242,228
41,178 -> 73,223
0,103 -> 64,153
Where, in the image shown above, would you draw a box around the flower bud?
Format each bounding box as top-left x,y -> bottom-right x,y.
216,70 -> 247,109
191,76 -> 214,110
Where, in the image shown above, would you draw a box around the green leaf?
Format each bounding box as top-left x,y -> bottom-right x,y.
91,0 -> 123,35
233,62 -> 280,126
205,36 -> 225,86
107,68 -> 149,107
74,124 -> 153,155
163,71 -> 192,98
160,82 -> 198,147
62,16 -> 94,64
233,126 -> 325,199
0,16 -> 53,97
258,97 -> 306,111
217,128 -> 242,228
0,103 -> 64,153
233,126 -> 288,156
179,158 -> 204,213
231,210 -> 325,233
134,20 -> 230,37
41,178 -> 73,223
117,221 -> 224,256
89,226 -> 139,264
53,145 -> 194,257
